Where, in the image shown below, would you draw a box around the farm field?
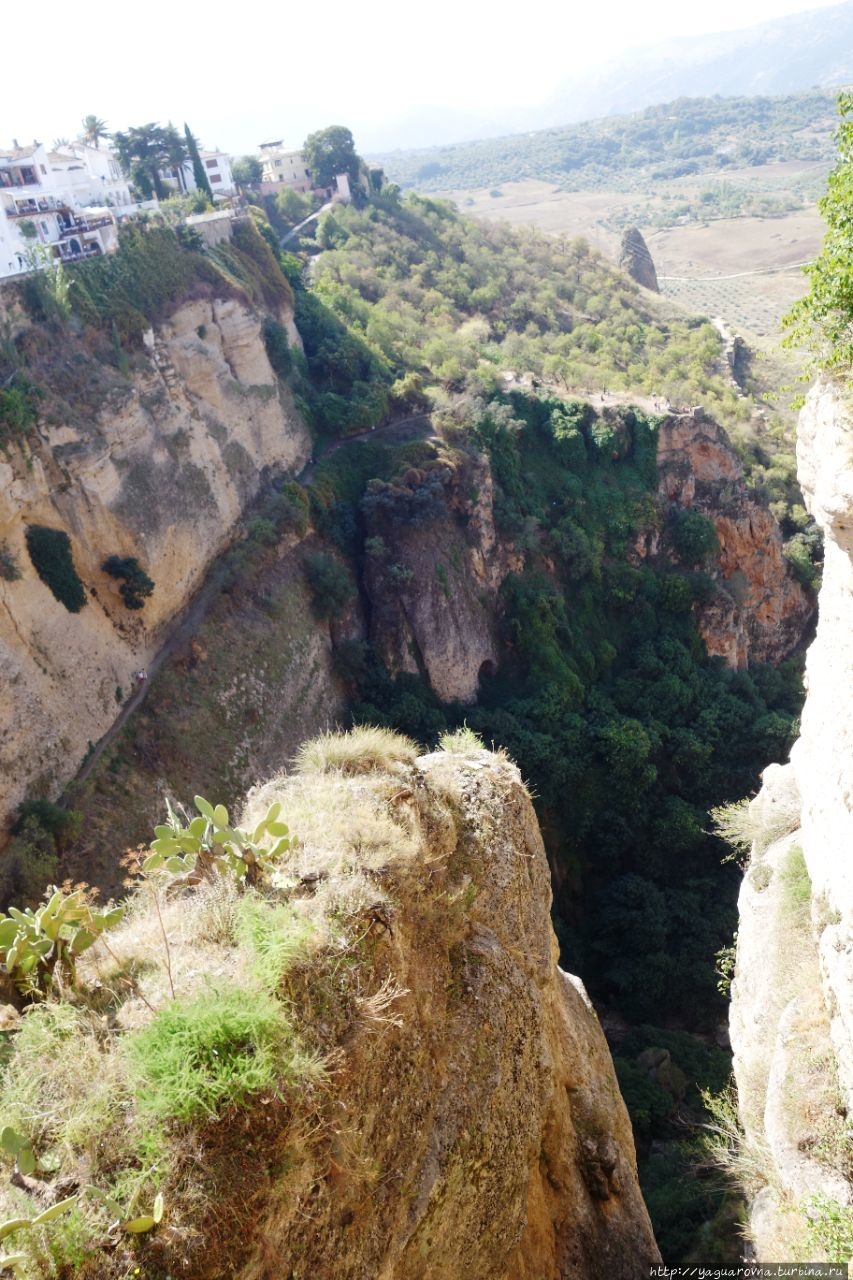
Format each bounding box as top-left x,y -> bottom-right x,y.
443,168 -> 827,343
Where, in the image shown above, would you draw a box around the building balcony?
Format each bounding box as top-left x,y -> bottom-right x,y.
5,198 -> 70,217
57,243 -> 101,262
57,214 -> 113,238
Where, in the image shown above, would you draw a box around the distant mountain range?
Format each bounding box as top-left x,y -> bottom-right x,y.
367,0 -> 853,152
540,0 -> 853,125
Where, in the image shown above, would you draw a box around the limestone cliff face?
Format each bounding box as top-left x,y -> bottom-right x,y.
789,380 -> 853,1109
362,450 -> 520,703
729,380 -> 853,1259
235,747 -> 660,1280
0,296 -> 310,826
655,411 -> 814,666
366,412 -> 812,714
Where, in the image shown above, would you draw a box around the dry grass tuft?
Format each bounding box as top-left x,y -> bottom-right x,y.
438,725 -> 486,754
294,726 -> 419,777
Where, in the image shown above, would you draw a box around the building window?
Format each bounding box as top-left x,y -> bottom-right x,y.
205,158 -> 217,169
211,174 -> 221,183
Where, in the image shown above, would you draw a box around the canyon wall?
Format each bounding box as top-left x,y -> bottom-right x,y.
365,409 -> 814,707
233,745 -> 661,1280
730,380 -> 853,1260
655,411 -> 813,666
0,295 -> 310,827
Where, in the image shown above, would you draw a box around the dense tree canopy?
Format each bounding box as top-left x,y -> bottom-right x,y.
112,122 -> 187,200
302,125 -> 360,187
232,155 -> 263,186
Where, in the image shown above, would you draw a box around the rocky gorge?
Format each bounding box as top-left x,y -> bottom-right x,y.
0,201 -> 833,1273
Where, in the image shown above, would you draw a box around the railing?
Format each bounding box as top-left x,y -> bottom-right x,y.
58,244 -> 101,261
5,199 -> 70,216
57,215 -> 113,239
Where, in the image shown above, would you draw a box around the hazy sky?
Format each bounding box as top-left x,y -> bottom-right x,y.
3,0 -> 845,156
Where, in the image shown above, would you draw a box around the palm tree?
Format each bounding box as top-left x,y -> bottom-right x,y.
82,115 -> 109,150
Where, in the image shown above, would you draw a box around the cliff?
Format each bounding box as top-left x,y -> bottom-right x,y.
362,448 -> 519,703
365,409 -> 813,706
655,411 -> 814,666
729,380 -> 853,1261
0,735 -> 660,1278
0,294 -> 311,828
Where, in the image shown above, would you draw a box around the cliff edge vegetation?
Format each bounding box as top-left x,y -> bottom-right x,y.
0,731 -> 659,1279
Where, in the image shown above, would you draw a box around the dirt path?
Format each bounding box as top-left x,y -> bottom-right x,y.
299,412 -> 434,484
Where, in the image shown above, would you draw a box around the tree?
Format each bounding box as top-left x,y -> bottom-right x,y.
302,125 -> 360,188
184,124 -> 213,202
112,123 -> 187,200
232,155 -> 263,186
785,93 -> 853,370
275,187 -> 312,226
81,115 -> 109,149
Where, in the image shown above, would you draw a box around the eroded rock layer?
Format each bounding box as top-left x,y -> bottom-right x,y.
0,297 -> 310,825
236,749 -> 661,1280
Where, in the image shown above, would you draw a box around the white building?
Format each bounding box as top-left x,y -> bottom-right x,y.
198,149 -> 235,197
163,148 -> 236,200
258,141 -> 312,191
0,140 -> 126,279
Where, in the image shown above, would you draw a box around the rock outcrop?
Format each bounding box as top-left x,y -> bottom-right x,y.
618,226 -> 659,292
363,449 -> 520,703
655,410 -> 814,666
0,295 -> 310,828
232,745 -> 660,1279
730,379 -> 853,1259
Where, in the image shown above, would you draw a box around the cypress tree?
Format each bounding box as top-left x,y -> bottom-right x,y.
184,124 -> 213,201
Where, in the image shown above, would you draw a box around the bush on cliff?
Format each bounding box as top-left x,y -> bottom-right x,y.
25,525 -> 86,613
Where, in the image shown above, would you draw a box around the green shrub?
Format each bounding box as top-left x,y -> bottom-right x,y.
804,1194 -> 853,1260
0,819 -> 59,911
25,526 -> 86,613
0,384 -> 39,447
303,552 -> 354,619
127,986 -> 291,1122
247,517 -> 278,547
262,317 -> 293,379
102,555 -> 155,610
671,510 -> 719,565
269,482 -> 310,535
12,800 -> 81,854
70,225 -> 214,339
784,531 -> 820,586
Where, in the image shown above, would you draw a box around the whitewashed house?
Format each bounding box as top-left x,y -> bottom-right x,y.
0,140 -> 125,279
162,148 -> 236,200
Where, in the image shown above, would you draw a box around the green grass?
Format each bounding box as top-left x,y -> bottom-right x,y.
780,844 -> 812,916
235,896 -> 315,991
127,986 -> 292,1123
